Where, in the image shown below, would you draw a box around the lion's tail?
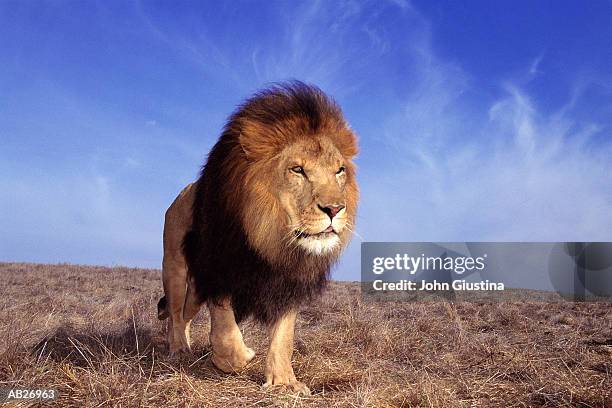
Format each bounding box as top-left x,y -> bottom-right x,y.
157,296 -> 169,320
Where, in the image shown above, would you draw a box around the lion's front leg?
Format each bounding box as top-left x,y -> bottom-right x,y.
209,299 -> 255,372
263,310 -> 310,395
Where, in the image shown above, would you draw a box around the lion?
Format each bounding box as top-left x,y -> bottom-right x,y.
157,82 -> 358,395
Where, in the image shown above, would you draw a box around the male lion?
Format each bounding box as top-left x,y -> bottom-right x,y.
157,82 -> 358,394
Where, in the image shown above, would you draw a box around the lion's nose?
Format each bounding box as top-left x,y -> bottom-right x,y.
318,204 -> 345,219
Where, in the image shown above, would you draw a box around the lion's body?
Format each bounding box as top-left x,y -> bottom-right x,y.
158,82 -> 358,394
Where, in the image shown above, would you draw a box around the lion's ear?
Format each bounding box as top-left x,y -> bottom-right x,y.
334,126 -> 359,159
239,129 -> 280,162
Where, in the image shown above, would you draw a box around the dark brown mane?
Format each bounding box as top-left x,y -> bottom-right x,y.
182,81 -> 357,324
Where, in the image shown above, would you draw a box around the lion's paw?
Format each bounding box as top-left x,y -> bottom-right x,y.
168,334 -> 191,355
263,377 -> 311,396
168,346 -> 191,358
211,346 -> 256,373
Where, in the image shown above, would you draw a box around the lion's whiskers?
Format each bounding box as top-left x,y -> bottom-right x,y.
343,222 -> 364,242
283,220 -> 306,252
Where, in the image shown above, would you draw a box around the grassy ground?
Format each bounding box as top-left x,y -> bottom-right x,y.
0,262 -> 610,407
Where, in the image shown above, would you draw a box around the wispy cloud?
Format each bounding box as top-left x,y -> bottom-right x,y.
361,66 -> 612,242
529,55 -> 543,76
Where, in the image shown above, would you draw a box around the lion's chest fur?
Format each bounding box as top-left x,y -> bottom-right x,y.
182,150 -> 335,324
184,209 -> 332,323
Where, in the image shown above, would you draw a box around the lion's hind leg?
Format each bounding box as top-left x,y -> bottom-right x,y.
181,277 -> 203,350
161,183 -> 197,355
162,256 -> 192,354
161,268 -> 202,354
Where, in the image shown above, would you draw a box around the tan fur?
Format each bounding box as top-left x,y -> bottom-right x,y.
209,299 -> 256,372
161,183 -> 198,353
264,309 -> 309,394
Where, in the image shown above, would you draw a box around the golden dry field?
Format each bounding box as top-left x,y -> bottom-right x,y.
0,262 -> 610,407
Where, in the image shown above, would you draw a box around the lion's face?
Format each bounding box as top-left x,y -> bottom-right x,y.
239,132 -> 358,263
273,137 -> 356,256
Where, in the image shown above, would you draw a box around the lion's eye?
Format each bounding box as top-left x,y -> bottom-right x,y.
290,166 -> 305,175
336,166 -> 345,175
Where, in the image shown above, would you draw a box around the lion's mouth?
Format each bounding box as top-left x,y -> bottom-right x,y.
295,225 -> 336,239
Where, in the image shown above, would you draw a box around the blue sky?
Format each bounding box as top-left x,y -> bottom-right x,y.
1,1 -> 611,280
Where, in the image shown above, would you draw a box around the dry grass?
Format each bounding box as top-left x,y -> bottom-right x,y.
0,262 -> 610,407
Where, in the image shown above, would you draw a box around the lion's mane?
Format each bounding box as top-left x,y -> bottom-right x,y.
183,82 -> 358,324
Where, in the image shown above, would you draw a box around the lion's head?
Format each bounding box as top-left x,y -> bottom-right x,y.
218,82 -> 359,264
